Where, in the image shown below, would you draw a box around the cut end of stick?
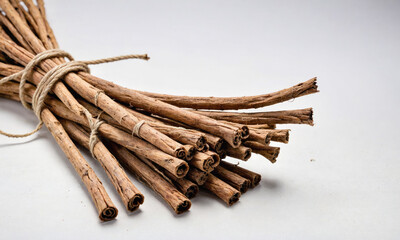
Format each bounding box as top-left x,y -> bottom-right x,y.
252,175 -> 262,188
175,147 -> 187,159
228,192 -> 241,206
203,156 -> 214,173
243,149 -> 252,161
176,200 -> 191,214
284,131 -> 289,143
196,136 -> 206,151
209,152 -> 220,168
272,148 -> 280,163
185,185 -> 199,199
99,206 -> 118,222
308,108 -> 314,126
176,162 -> 189,178
312,77 -> 318,90
240,180 -> 251,194
240,126 -> 249,139
183,145 -> 195,160
127,194 -> 145,212
231,130 -> 242,148
214,139 -> 224,153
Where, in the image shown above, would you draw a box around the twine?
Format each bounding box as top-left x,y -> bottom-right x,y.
132,120 -> 146,138
0,49 -> 149,156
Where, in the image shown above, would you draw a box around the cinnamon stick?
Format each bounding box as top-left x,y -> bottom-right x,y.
41,108 -> 118,221
135,78 -> 318,110
60,119 -> 144,211
220,161 -> 261,188
202,133 -> 224,153
204,150 -> 220,168
108,143 -> 191,214
247,130 -> 272,145
162,171 -> 199,199
213,166 -> 251,193
186,168 -> 209,186
81,73 -> 243,148
190,151 -> 214,173
225,145 -> 252,161
250,129 -> 290,143
193,108 -> 314,125
243,141 -> 280,163
202,174 -> 241,206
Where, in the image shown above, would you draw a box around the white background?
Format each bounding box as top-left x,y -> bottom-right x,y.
1,0 -> 399,239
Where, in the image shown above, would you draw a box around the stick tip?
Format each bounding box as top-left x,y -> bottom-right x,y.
176,200 -> 191,214
99,206 -> 118,221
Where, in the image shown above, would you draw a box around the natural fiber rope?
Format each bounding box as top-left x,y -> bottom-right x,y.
132,120 -> 146,139
0,49 -> 149,156
94,90 -> 104,107
83,109 -> 104,158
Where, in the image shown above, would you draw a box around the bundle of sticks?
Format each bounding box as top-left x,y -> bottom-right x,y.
0,0 -> 318,221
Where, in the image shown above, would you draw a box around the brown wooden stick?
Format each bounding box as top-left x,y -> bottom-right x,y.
248,124 -> 276,129
36,0 -> 59,48
60,119 -> 144,212
81,73 -> 243,148
135,78 -> 318,110
58,111 -> 190,179
252,149 -> 279,163
138,113 -> 223,152
243,141 -> 280,163
220,161 -> 261,188
202,173 -> 241,206
247,130 -> 271,145
108,143 -> 191,214
186,168 -> 209,186
182,144 -> 195,160
193,108 -> 314,125
250,129 -> 290,143
82,99 -> 205,154
0,81 -> 189,178
40,108 -> 118,221
162,171 -> 199,199
0,13 -> 33,52
204,150 -> 220,168
25,0 -> 54,47
18,3 -> 40,40
1,87 -> 204,191
202,133 -> 224,153
77,98 -> 193,159
225,145 -> 252,161
9,0 -> 29,28
190,152 -> 214,173
212,166 -> 251,193
0,86 -> 118,220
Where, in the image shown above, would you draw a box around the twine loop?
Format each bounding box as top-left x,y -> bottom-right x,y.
132,120 -> 146,138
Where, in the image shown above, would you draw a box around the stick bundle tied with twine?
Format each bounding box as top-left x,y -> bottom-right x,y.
0,0 -> 318,221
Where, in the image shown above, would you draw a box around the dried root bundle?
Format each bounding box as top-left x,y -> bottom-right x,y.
0,0 -> 318,221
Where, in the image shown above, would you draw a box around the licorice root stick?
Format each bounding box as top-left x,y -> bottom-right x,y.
60,119 -> 144,212
108,143 -> 191,214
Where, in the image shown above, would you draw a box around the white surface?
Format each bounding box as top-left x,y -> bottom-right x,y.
1,0 -> 399,239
